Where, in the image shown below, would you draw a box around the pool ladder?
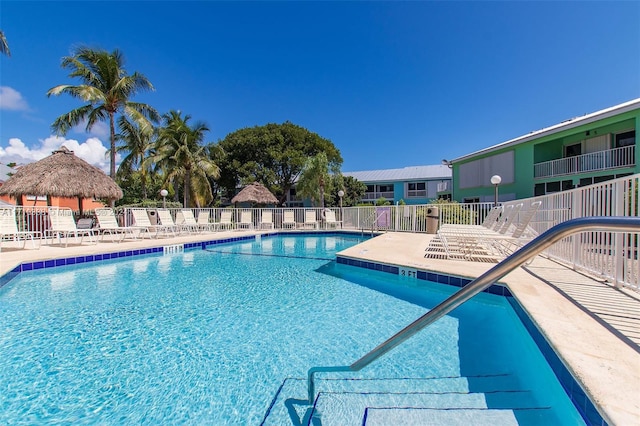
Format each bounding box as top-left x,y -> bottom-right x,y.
308,216 -> 640,403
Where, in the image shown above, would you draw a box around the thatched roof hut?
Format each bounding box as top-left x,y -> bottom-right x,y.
231,182 -> 279,205
0,146 -> 123,213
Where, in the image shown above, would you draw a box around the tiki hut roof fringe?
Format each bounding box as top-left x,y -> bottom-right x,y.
231,182 -> 279,205
0,146 -> 123,211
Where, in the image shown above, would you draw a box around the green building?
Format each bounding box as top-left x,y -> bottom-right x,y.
448,98 -> 639,202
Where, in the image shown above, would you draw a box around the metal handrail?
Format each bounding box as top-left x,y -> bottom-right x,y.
307,216 -> 640,403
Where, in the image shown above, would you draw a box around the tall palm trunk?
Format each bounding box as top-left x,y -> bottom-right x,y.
184,168 -> 191,207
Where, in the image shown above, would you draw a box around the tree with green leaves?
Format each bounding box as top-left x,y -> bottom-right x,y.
326,175 -> 367,207
218,121 -> 342,205
152,110 -> 220,207
115,116 -> 155,199
47,47 -> 159,179
0,30 -> 10,56
296,152 -> 340,208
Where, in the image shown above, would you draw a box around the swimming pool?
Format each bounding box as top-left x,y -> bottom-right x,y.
0,234 -> 586,425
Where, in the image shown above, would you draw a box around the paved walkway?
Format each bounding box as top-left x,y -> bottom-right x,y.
1,230 -> 638,425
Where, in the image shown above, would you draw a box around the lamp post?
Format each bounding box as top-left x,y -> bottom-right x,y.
442,159 -> 453,201
338,190 -> 344,228
490,175 -> 502,207
160,189 -> 168,209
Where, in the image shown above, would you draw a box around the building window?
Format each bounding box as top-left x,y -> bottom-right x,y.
407,182 -> 426,198
593,175 -> 614,184
535,180 -> 573,196
565,143 -> 581,157
463,197 -> 480,203
615,130 -> 636,148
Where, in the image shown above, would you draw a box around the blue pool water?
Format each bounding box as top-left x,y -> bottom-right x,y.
0,234 -> 584,425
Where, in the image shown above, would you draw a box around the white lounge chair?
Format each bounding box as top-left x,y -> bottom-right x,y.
130,208 -> 174,238
237,210 -> 253,230
0,207 -> 41,252
300,210 -> 318,229
196,210 -> 217,232
324,209 -> 341,229
259,210 -> 274,229
47,207 -> 97,247
282,210 -> 296,229
426,203 -> 537,262
440,206 -> 503,232
156,209 -> 181,235
216,210 -> 234,230
175,209 -> 200,234
95,208 -> 145,242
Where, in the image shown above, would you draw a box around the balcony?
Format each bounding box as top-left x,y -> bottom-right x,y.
362,191 -> 394,201
534,145 -> 635,179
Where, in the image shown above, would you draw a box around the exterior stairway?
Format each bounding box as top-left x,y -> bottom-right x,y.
261,374 -> 559,426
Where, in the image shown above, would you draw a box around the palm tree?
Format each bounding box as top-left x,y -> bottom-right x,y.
152,110 -> 220,207
296,152 -> 339,208
116,116 -> 155,199
47,46 -> 159,179
0,30 -> 10,56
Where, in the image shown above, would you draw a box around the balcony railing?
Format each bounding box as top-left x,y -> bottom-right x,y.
534,145 -> 635,178
362,191 -> 394,201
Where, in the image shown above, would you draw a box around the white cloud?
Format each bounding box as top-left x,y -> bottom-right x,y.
0,136 -> 119,174
72,120 -> 109,139
0,86 -> 29,111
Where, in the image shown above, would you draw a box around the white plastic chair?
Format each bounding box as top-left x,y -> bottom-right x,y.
47,207 -> 96,247
0,207 -> 41,252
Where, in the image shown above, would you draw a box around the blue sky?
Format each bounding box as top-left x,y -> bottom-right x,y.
1,1 -> 639,173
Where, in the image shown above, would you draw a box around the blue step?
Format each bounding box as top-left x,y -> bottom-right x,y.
259,374 -> 545,426
310,388 -> 543,426
363,407 -> 519,426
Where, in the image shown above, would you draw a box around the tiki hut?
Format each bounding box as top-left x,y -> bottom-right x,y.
231,182 -> 279,206
0,146 -> 123,215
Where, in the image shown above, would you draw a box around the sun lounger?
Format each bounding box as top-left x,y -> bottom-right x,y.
440,206 -> 503,232
156,209 -> 181,235
47,207 -> 97,247
425,202 -> 540,262
215,210 -> 234,230
175,209 -> 200,234
0,207 -> 41,252
237,210 -> 253,230
300,210 -> 318,229
130,208 -> 174,238
95,208 -> 145,242
259,210 -> 274,229
196,210 -> 217,232
324,209 -> 341,229
282,210 -> 296,229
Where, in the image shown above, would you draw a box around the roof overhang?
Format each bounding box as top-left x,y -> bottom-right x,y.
452,98 -> 640,163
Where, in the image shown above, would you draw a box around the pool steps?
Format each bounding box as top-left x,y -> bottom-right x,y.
261,374 -> 558,425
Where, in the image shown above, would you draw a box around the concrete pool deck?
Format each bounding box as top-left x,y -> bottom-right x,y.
1,230 -> 638,425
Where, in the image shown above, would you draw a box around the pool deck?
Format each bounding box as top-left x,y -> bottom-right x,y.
1,230 -> 638,425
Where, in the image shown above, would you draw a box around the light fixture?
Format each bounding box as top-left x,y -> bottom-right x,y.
160,189 -> 168,209
490,175 -> 501,207
337,190 -> 345,227
441,159 -> 452,169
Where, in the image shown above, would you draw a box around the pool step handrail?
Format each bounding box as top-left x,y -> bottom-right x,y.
308,216 -> 640,403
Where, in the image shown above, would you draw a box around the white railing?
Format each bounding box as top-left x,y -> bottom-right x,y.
501,174 -> 639,291
534,145 -> 635,178
361,191 -> 395,201
8,175 -> 638,290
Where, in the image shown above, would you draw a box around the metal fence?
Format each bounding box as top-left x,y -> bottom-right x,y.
500,174 -> 639,291
7,174 -> 638,290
